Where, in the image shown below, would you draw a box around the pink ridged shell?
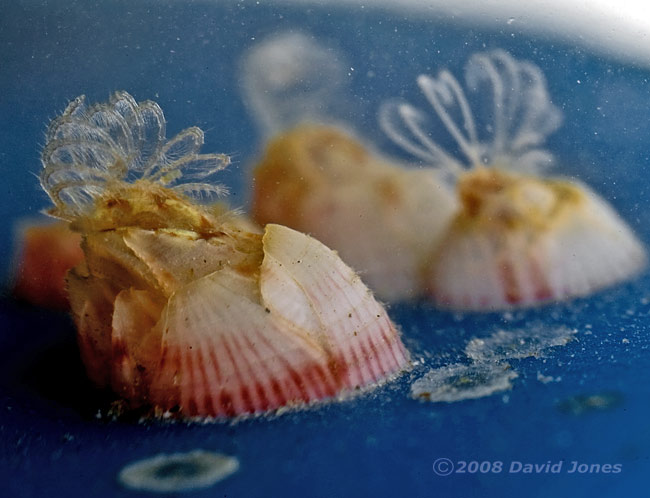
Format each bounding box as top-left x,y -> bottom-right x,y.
72,224 -> 409,418
42,91 -> 410,418
427,178 -> 646,310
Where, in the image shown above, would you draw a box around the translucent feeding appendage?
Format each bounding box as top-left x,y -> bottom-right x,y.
379,50 -> 563,177
40,91 -> 230,221
240,32 -> 348,137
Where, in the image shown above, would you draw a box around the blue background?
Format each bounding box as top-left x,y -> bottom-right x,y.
1,1 -> 650,496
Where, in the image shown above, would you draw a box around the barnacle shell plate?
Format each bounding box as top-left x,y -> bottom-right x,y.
252,124 -> 457,301
426,169 -> 647,309
69,222 -> 410,418
41,91 -> 410,418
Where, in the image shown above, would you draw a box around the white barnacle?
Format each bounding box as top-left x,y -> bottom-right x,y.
40,91 -> 230,222
38,92 -> 410,418
381,50 -> 645,310
379,49 -> 563,178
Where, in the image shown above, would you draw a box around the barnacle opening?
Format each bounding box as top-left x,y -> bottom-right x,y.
68,181 -> 225,234
456,168 -> 584,231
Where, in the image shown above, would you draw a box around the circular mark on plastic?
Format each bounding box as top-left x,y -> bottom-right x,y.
118,449 -> 239,492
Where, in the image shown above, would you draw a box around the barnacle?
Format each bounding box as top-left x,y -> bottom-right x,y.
244,35 -> 457,301
252,124 -> 457,301
40,91 -> 410,418
381,50 -> 646,309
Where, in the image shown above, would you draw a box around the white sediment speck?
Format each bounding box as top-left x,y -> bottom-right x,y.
118,450 -> 239,493
536,371 -> 561,384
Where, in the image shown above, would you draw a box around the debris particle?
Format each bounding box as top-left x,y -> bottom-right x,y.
410,363 -> 517,402
465,326 -> 577,362
556,392 -> 624,416
536,371 -> 560,384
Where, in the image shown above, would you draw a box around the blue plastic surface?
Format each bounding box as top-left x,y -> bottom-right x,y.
1,2 -> 649,497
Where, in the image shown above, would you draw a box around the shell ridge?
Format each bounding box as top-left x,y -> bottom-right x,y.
218,335 -> 260,415
153,267 -> 342,415
259,249 -> 354,391
300,272 -> 383,386
261,224 -> 409,385
159,285 -> 221,415
259,239 -> 331,346
250,319 -> 337,399
185,303 -> 234,415
237,331 -> 306,408
262,225 -> 370,383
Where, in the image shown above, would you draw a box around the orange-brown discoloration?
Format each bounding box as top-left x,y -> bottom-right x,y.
12,221 -> 84,309
455,167 -> 584,233
252,124 -> 378,228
